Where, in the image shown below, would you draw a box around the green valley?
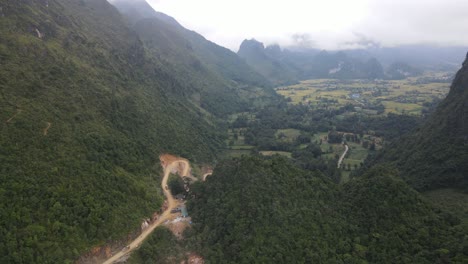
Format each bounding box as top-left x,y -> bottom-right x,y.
0,0 -> 467,263
278,74 -> 451,116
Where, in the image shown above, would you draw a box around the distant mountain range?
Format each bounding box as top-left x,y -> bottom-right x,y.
237,39 -> 467,84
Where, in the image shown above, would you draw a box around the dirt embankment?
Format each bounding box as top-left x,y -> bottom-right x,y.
201,166 -> 213,181
202,173 -> 212,181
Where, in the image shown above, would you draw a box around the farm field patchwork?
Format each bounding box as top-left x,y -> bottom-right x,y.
277,74 -> 451,115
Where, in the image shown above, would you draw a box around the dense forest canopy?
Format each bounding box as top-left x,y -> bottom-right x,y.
0,0 -> 268,261
187,156 -> 467,263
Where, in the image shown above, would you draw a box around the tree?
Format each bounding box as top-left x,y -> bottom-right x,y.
168,174 -> 185,195
328,131 -> 343,144
362,141 -> 369,149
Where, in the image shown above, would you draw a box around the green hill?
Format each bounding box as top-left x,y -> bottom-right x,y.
187,156 -> 467,263
373,53 -> 468,191
1,0 -> 467,263
112,0 -> 274,116
0,0 -> 267,262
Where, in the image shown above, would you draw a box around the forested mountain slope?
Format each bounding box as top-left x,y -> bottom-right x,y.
188,156 -> 467,263
373,53 -> 468,191
111,0 -> 274,116
0,0 -> 247,262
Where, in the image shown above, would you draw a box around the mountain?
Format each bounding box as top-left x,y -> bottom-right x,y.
237,39 -> 298,85
0,0 -> 269,262
111,0 -> 274,116
289,49 -> 385,79
238,41 -> 385,81
368,45 -> 468,70
187,156 -> 466,262
386,61 -> 423,79
306,45 -> 467,71
250,41 -> 468,81
372,52 -> 468,191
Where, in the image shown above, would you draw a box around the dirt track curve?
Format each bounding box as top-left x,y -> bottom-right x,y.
102,157 -> 190,264
202,173 -> 212,181
337,144 -> 349,168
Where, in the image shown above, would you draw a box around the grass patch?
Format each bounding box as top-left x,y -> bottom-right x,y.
275,128 -> 301,142
382,101 -> 422,115
260,151 -> 292,158
226,149 -> 252,158
230,145 -> 254,150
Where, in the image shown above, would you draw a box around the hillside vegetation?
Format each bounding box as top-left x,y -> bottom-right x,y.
1,0 -> 467,263
188,156 -> 467,263
112,0 -> 275,116
0,0 -> 264,262
373,53 -> 468,191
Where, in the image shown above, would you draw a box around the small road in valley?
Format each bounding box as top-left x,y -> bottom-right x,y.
337,144 -> 349,169
102,157 -> 190,264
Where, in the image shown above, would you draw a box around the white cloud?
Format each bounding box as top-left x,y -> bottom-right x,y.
145,0 -> 468,51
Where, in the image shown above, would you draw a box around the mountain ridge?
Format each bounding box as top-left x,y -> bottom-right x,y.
238,39 -> 388,81
237,39 -> 299,85
111,0 -> 275,116
0,0 -> 255,261
372,52 -> 468,190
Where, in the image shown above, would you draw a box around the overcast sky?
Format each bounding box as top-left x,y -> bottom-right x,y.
145,0 -> 468,51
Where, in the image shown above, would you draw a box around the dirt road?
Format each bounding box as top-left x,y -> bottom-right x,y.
5,109 -> 22,123
102,157 -> 190,264
337,144 -> 349,168
43,122 -> 51,136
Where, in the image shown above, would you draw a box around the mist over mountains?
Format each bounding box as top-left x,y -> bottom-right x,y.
238,38 -> 467,82
0,0 -> 467,263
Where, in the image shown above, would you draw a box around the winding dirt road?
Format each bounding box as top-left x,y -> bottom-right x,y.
43,122 -> 51,136
337,144 -> 349,169
102,157 -> 190,264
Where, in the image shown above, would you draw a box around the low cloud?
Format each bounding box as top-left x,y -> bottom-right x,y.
341,32 -> 381,50
146,0 -> 468,51
290,33 -> 316,48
